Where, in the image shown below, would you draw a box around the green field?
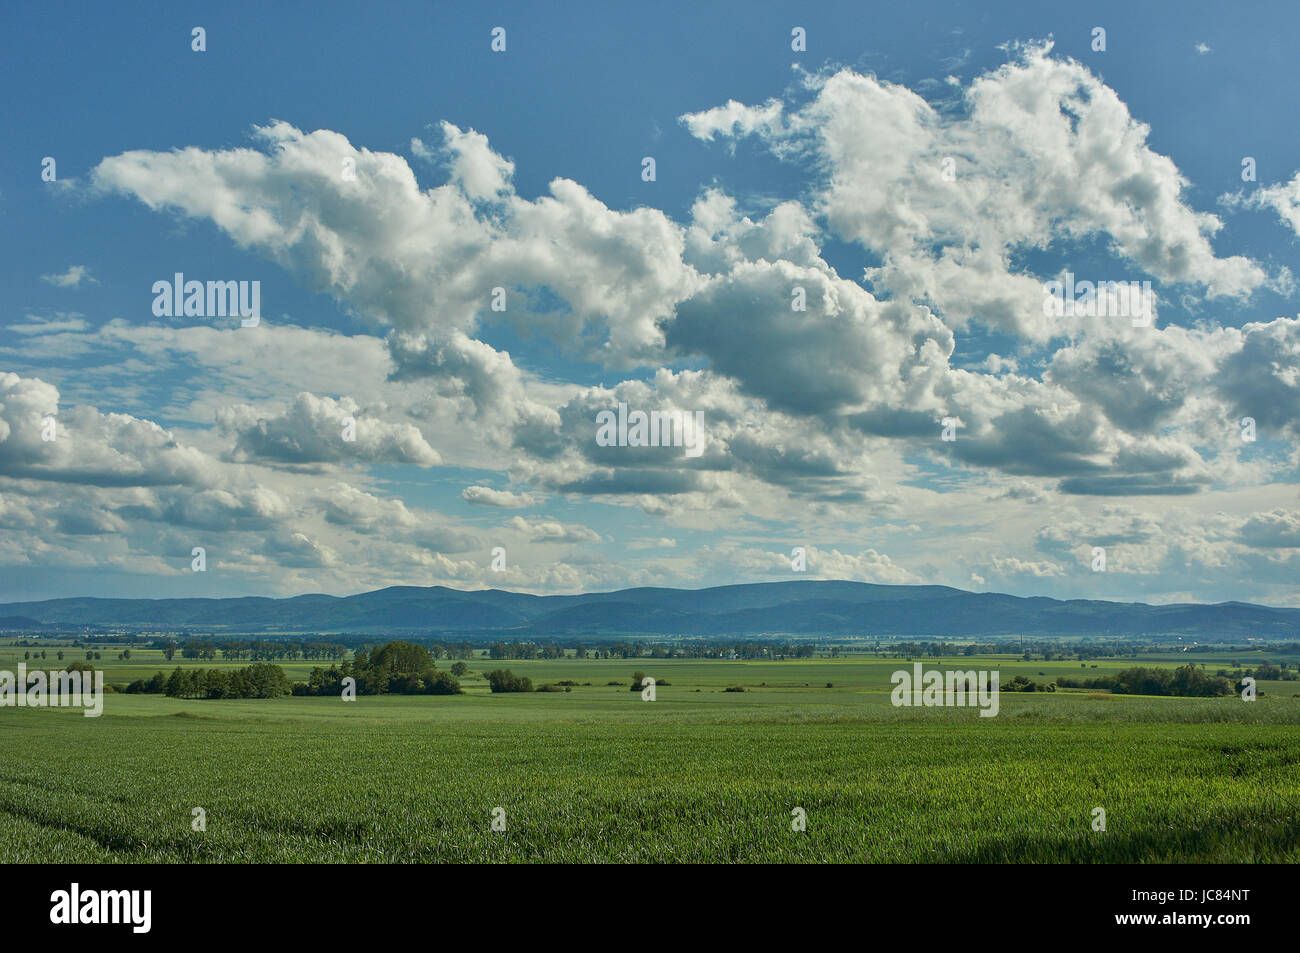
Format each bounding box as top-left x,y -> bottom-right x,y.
3,652 -> 1299,863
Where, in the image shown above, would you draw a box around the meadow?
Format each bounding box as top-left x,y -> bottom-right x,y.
2,648 -> 1299,863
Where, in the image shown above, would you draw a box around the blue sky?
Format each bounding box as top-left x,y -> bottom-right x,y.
2,1 -> 1299,605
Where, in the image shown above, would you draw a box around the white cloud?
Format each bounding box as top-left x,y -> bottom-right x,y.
461,485 -> 536,508
217,391 -> 441,468
40,265 -> 97,288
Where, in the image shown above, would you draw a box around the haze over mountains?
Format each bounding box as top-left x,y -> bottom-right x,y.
2,581 -> 1298,641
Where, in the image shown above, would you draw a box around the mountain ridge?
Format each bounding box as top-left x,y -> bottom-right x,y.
2,580 -> 1298,641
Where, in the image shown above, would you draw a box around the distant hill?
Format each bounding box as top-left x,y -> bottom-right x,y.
0,616 -> 49,630
2,580 -> 1298,641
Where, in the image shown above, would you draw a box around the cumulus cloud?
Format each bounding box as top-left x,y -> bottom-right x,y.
0,372 -> 215,487
217,392 -> 441,468
31,41 -> 1292,603
505,516 -> 602,544
683,40 -> 1267,335
461,485 -> 536,508
1240,510 -> 1300,548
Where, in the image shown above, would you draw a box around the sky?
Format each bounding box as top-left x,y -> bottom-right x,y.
2,0 -> 1299,605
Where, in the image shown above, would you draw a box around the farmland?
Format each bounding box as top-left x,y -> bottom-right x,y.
2,648 -> 1299,863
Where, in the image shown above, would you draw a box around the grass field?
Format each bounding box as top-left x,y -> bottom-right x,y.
3,652 -> 1299,863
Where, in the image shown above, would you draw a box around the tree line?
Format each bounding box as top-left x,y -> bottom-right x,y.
1057,665 -> 1236,697
126,663 -> 293,699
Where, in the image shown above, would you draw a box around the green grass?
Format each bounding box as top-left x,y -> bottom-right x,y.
3,655 -> 1299,862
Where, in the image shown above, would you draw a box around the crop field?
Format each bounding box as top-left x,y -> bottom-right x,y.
3,653 -> 1299,863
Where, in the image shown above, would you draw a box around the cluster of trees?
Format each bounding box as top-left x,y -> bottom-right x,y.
126,664 -> 293,699
484,669 -> 533,693
1057,665 -> 1235,697
295,641 -> 461,696
1001,675 -> 1055,692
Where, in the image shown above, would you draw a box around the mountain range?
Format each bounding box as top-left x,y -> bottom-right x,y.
2,581 -> 1299,641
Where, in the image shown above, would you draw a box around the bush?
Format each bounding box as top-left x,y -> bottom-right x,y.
724,686 -> 745,693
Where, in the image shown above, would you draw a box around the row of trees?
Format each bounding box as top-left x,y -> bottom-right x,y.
126,664 -> 293,699
25,649 -> 106,660
1217,662 -> 1297,681
486,640 -> 820,660
890,640 -> 1115,660
175,640 -> 348,662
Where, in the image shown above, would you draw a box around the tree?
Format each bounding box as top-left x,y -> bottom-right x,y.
450,661 -> 469,677
165,667 -> 184,697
